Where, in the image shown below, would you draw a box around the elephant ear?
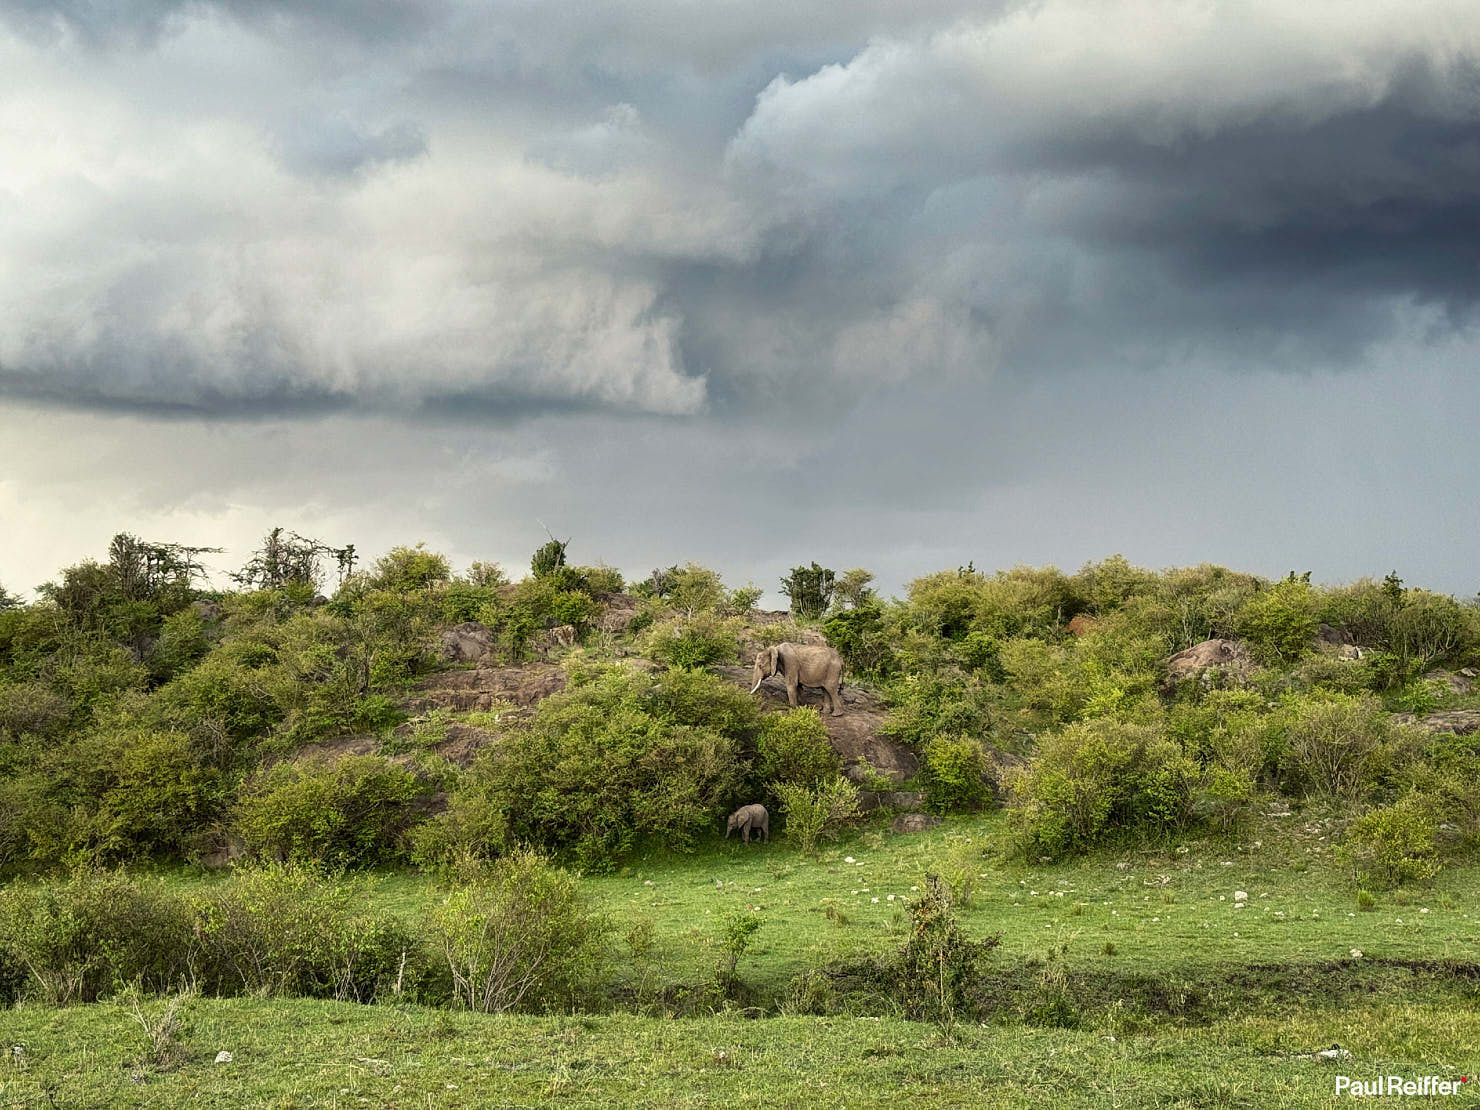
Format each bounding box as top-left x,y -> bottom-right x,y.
772,646 -> 785,676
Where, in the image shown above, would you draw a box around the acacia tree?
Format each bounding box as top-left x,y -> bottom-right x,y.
231,528 -> 356,592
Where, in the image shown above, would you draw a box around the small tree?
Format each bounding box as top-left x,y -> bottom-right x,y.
833,568 -> 876,609
531,538 -> 569,578
232,528 -> 355,592
774,775 -> 860,855
0,582 -> 20,612
781,562 -> 836,619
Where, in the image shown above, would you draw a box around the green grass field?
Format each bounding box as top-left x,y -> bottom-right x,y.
5,809 -> 1477,1108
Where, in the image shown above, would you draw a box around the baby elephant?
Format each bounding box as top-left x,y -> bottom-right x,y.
726,803 -> 769,844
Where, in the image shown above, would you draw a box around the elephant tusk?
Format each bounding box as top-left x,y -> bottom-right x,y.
750,679 -> 763,693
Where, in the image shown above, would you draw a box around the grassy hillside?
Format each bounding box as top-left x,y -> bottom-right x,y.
2,535 -> 1478,1105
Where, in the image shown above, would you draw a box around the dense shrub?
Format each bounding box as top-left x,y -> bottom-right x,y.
235,755 -> 429,867
781,562 -> 836,619
883,672 -> 995,749
644,612 -> 739,669
1344,794 -> 1441,887
1279,693 -> 1404,802
1009,718 -> 1199,858
921,734 -> 994,813
0,868 -> 194,1004
774,775 -> 860,855
89,728 -> 215,859
192,864 -> 421,1002
421,668 -> 751,867
1237,578 -> 1319,664
368,544 -> 452,592
756,709 -> 840,787
424,850 -> 608,1013
823,600 -> 897,678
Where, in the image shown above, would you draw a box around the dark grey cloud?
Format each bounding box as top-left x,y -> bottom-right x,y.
1,1 -> 1478,599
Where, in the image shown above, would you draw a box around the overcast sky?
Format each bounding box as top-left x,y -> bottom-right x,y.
2,0 -> 1478,602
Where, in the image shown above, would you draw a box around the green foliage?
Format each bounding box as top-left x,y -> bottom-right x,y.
728,584 -> 763,615
773,775 -> 860,855
422,668 -> 752,867
235,756 -> 429,867
1345,793 -> 1441,887
781,562 -> 836,619
921,735 -> 994,813
531,538 -> 569,578
823,600 -> 897,678
756,709 -> 840,787
191,864 -> 419,1001
89,728 -> 215,860
424,850 -> 608,1013
882,672 -> 994,750
1279,693 -> 1401,802
0,868 -> 194,1004
149,608 -> 210,681
1237,578 -> 1319,664
711,912 -> 762,998
644,612 -> 739,669
890,874 -> 1000,1023
462,560 -> 510,589
368,544 -> 452,592
833,568 -> 876,609
1009,718 -> 1199,858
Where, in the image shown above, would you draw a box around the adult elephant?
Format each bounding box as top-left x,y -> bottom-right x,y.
750,642 -> 845,716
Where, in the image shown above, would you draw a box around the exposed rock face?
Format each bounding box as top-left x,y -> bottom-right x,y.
1164,639 -> 1254,685
1422,669 -> 1475,696
891,813 -> 942,834
439,622 -> 495,664
1391,709 -> 1480,736
1066,614 -> 1098,637
410,663 -> 566,713
597,593 -> 642,633
713,664 -> 919,784
1315,624 -> 1364,660
858,790 -> 927,812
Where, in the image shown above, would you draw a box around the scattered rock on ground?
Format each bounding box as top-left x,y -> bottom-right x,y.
1422,669 -> 1474,696
597,593 -> 642,633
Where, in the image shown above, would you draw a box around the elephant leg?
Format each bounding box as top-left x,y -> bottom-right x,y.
828,683 -> 844,716
786,680 -> 800,708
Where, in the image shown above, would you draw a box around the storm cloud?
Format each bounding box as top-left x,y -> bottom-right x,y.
2,1 -> 1478,596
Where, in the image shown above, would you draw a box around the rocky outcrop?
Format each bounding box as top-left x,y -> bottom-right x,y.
858,790 -> 927,812
439,622 -> 495,663
713,664 -> 919,784
409,663 -> 566,714
1422,669 -> 1476,697
1164,638 -> 1254,686
596,593 -> 642,634
1315,624 -> 1364,660
1391,709 -> 1480,737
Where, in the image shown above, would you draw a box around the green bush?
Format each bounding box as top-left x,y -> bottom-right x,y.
889,874 -> 1000,1023
1237,578 -> 1318,664
0,868 -> 194,1004
368,544 -> 451,592
90,728 -> 214,860
757,709 -> 839,787
192,864 -> 421,1001
1009,718 -> 1199,858
644,612 -> 739,669
1280,693 -> 1399,802
1344,794 -> 1441,887
921,734 -> 994,813
423,668 -> 750,867
781,562 -> 836,619
423,850 -> 607,1013
235,755 -> 429,867
773,775 -> 860,855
